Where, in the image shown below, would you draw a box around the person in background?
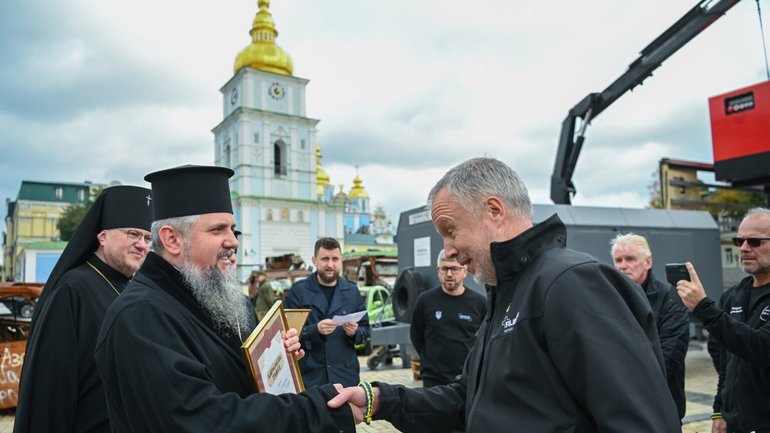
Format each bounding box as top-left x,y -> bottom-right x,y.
611,233 -> 690,421
410,249 -> 486,388
677,207 -> 770,433
254,271 -> 277,320
284,237 -> 370,388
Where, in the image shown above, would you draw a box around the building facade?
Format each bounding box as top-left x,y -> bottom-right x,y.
3,181 -> 94,282
213,1 -> 346,279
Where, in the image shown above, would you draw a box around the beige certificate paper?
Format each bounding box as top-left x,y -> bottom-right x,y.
241,300 -> 305,394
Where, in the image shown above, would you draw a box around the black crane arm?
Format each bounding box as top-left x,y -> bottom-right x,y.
550,0 -> 742,204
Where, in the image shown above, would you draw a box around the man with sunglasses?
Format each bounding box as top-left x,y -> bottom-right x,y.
15,185 -> 153,433
410,249 -> 486,388
677,207 -> 770,433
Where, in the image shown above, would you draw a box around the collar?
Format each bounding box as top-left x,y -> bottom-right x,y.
641,270 -> 661,295
89,253 -> 131,285
490,214 -> 567,283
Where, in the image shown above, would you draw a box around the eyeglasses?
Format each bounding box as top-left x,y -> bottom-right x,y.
438,266 -> 465,274
117,228 -> 152,245
732,237 -> 770,248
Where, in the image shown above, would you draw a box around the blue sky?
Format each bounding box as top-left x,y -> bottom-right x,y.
1,0 -> 768,238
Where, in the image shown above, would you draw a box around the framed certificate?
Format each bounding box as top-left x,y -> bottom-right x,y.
241,300 -> 305,394
284,308 -> 311,332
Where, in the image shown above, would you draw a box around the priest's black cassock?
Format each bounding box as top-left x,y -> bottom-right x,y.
93,165 -> 355,433
14,186 -> 153,433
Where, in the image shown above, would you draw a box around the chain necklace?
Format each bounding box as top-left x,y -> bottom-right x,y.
86,261 -> 120,296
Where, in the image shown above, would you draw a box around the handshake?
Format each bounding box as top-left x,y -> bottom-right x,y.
328,381 -> 380,425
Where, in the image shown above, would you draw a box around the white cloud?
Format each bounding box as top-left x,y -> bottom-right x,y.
1,0 -> 768,232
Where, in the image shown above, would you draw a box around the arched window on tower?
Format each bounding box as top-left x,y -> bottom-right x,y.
274,140 -> 287,176
223,138 -> 231,168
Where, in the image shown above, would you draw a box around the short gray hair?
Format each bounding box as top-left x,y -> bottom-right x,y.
436,250 -> 459,264
151,215 -> 199,253
427,157 -> 532,220
744,207 -> 770,222
610,233 -> 651,259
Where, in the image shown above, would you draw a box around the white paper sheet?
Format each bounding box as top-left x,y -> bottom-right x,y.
331,310 -> 367,325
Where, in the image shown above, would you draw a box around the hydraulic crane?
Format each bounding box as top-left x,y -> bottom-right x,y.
550,0 -> 742,204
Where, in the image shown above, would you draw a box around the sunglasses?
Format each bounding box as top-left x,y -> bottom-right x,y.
731,237 -> 770,248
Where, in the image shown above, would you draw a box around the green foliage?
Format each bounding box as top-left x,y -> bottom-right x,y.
57,189 -> 99,241
706,189 -> 766,221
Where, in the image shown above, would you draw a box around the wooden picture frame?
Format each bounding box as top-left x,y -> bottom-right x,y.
284,308 -> 312,332
241,300 -> 305,394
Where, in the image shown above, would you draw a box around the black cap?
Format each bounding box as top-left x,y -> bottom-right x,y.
38,185 -> 153,304
144,165 -> 234,220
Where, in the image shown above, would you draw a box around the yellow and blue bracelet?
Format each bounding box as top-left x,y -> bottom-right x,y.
358,381 -> 374,425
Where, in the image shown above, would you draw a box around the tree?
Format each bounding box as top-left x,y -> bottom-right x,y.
57,203 -> 90,241
706,189 -> 765,221
57,192 -> 97,241
647,167 -> 663,209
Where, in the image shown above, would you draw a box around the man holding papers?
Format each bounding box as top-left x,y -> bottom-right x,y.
285,237 -> 370,387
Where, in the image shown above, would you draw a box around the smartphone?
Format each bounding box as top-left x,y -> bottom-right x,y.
664,263 -> 690,307
664,263 -> 690,286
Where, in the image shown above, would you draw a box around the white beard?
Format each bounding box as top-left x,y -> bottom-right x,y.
180,251 -> 251,338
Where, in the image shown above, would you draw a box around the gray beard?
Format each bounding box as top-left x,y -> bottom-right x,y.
180,254 -> 251,338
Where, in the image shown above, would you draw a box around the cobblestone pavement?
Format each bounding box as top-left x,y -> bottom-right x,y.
0,343 -> 718,432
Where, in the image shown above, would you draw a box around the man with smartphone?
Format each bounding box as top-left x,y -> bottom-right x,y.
611,233 -> 690,422
677,207 -> 770,433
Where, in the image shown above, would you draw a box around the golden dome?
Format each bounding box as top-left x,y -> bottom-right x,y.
316,145 -> 330,196
234,0 -> 293,76
349,175 -> 369,199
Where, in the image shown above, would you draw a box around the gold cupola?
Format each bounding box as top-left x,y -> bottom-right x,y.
348,171 -> 369,199
316,145 -> 331,196
234,0 -> 293,76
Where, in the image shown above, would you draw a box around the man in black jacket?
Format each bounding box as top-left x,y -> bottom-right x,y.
330,157 -> 680,432
611,233 -> 690,421
677,207 -> 770,433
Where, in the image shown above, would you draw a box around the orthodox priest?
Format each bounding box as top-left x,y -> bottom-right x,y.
14,185 -> 153,433
94,165 -> 356,433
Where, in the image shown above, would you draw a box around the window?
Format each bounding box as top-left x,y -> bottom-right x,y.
280,208 -> 289,222
223,138 -> 231,168
274,140 -> 287,176
77,189 -> 85,201
54,187 -> 63,200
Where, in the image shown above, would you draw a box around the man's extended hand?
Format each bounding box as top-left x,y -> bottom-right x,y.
675,262 -> 708,311
317,318 -> 338,336
711,417 -> 727,433
342,321 -> 358,337
328,384 -> 379,424
282,328 -> 305,360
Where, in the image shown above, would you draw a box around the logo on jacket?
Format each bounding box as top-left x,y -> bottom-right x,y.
458,313 -> 472,321
730,306 -> 743,315
502,311 -> 520,333
435,310 -> 442,320
760,306 -> 770,322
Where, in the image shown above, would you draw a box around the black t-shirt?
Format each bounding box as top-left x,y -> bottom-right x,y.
749,282 -> 770,313
320,281 -> 337,311
409,287 -> 487,385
